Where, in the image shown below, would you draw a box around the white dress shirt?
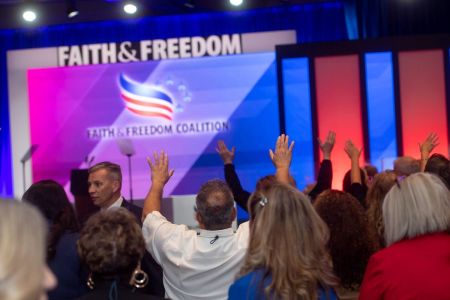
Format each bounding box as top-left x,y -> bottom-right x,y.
143,211 -> 249,300
104,196 -> 123,210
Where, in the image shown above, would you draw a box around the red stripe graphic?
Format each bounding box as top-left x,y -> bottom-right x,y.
121,94 -> 174,113
126,107 -> 173,121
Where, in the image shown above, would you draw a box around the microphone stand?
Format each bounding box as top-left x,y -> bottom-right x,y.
126,153 -> 133,204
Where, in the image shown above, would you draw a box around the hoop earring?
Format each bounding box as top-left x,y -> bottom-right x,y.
130,266 -> 148,289
87,273 -> 94,290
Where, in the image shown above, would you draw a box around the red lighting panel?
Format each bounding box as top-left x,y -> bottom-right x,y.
398,50 -> 448,158
314,55 -> 364,189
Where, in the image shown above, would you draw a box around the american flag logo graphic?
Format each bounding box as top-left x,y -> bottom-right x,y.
119,73 -> 175,121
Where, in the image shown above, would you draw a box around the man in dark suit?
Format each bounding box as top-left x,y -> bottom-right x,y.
88,161 -> 165,297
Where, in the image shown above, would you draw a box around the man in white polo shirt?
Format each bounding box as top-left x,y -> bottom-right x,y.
142,151 -> 250,300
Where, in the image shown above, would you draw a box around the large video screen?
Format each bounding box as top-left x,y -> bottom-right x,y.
27,52 -> 280,200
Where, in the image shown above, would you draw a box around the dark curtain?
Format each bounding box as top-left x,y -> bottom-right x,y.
344,0 -> 450,39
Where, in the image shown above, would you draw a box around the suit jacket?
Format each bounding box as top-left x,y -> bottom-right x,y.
121,199 -> 144,224
360,232 -> 450,300
120,199 -> 166,297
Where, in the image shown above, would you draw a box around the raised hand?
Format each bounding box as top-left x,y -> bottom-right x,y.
344,140 -> 362,184
419,133 -> 439,158
269,134 -> 295,170
344,140 -> 361,160
216,140 -> 235,165
419,133 -> 439,171
147,151 -> 174,188
318,131 -> 336,160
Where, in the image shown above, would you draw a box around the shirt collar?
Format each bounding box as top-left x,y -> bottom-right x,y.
104,196 -> 123,210
196,227 -> 235,238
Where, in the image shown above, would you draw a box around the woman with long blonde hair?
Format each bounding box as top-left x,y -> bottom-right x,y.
0,201 -> 57,300
229,183 -> 338,300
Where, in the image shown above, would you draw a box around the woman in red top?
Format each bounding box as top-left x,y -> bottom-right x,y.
359,172 -> 450,300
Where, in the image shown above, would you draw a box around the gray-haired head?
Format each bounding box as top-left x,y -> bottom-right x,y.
393,156 -> 420,177
88,161 -> 122,184
195,179 -> 235,230
383,172 -> 450,246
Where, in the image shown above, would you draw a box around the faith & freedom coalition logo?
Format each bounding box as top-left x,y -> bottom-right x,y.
118,73 -> 176,121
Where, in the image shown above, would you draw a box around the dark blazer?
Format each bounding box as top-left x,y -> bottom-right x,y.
121,199 -> 144,224
120,199 -> 166,297
48,231 -> 88,300
75,280 -> 164,300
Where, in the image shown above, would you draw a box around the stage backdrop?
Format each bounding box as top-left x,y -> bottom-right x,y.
1,2 -> 349,198
7,30 -> 298,215
277,36 -> 450,189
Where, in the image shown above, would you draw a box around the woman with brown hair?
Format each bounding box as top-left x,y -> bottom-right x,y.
228,183 -> 338,300
22,180 -> 86,300
76,208 -> 163,300
314,190 -> 375,299
365,171 -> 397,251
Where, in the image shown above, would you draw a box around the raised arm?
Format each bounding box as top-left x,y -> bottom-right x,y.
216,140 -> 235,165
269,134 -> 294,184
216,141 -> 251,211
318,130 -> 336,161
309,131 -> 335,200
419,133 -> 439,172
142,151 -> 174,220
344,140 -> 362,185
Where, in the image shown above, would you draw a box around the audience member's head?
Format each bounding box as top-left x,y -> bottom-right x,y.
0,201 -> 57,300
195,179 -> 235,230
314,190 -> 374,290
77,208 -> 146,287
393,156 -> 420,177
383,172 -> 450,246
22,180 -> 79,260
365,171 -> 397,250
88,161 -> 122,209
255,174 -> 296,193
425,153 -> 450,189
255,175 -> 276,193
343,168 -> 367,192
246,192 -> 266,227
364,164 -> 379,187
239,183 -> 337,299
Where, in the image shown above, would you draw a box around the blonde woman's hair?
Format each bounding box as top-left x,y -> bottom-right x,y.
0,201 -> 47,300
239,183 -> 337,299
383,172 -> 450,246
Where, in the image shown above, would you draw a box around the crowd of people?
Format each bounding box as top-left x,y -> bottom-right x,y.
1,132 -> 450,300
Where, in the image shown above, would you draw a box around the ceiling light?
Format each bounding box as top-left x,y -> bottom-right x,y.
67,0 -> 79,18
230,0 -> 243,6
22,10 -> 37,22
123,3 -> 137,14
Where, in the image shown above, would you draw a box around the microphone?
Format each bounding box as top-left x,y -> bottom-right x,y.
88,156 -> 95,167
210,235 -> 219,244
